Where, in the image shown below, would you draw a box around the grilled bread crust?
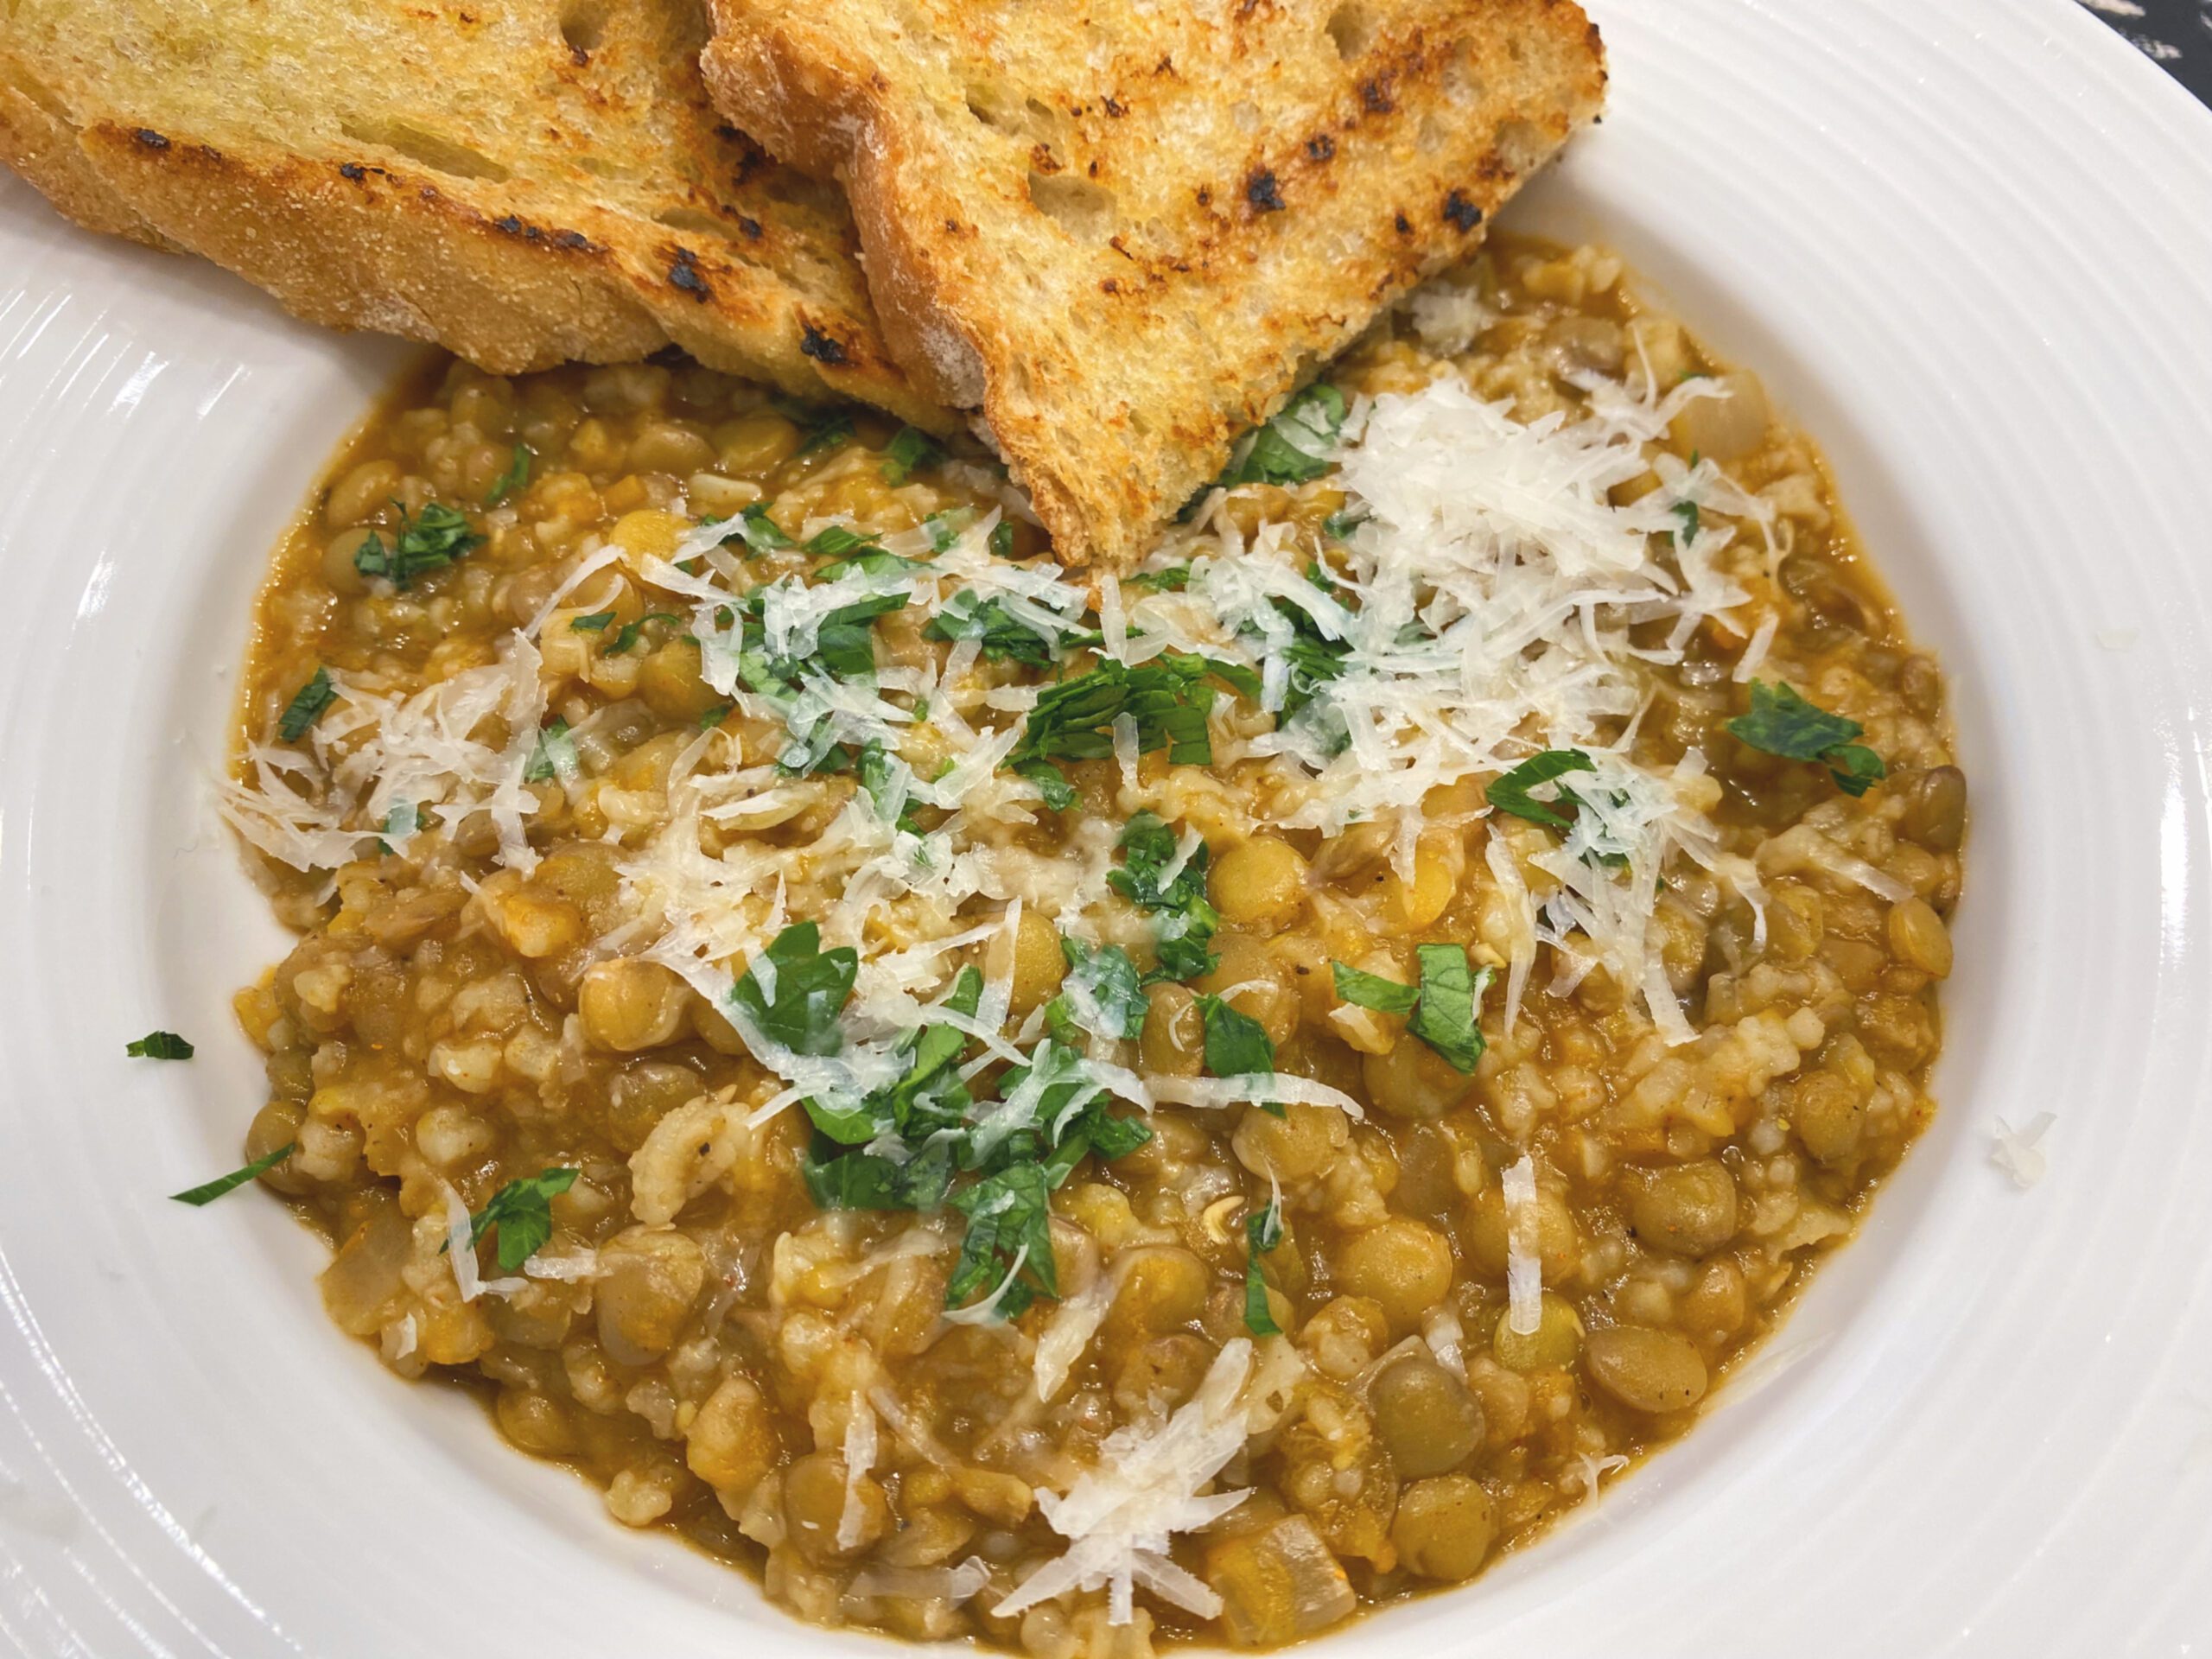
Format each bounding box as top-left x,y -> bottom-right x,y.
702,0 -> 1605,565
0,0 -> 950,428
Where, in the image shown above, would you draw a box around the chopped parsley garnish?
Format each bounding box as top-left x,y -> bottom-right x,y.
1486,749 -> 1598,833
170,1142 -> 294,1206
1109,812 -> 1220,982
1006,657 -> 1220,805
1123,565 -> 1192,593
524,716 -> 577,784
484,442 -> 533,506
855,740 -> 928,839
1244,1193 -> 1286,1336
1671,498 -> 1700,542
354,500 -> 484,589
880,425 -> 943,484
1727,680 -> 1887,797
1197,993 -> 1275,1084
606,612 -> 683,656
1485,749 -> 1630,868
1253,601 -> 1351,723
727,501 -> 794,555
924,508 -> 973,551
277,665 -> 336,742
1217,383 -> 1348,489
1046,939 -> 1147,1044
946,1162 -> 1057,1320
1408,944 -> 1491,1073
1014,758 -> 1078,810
728,921 -> 858,1056
988,519 -> 1018,559
1329,962 -> 1421,1016
569,610 -> 616,633
126,1030 -> 194,1059
794,410 -> 855,457
794,957 -> 1151,1324
1321,506 -> 1370,541
464,1167 -> 579,1272
805,524 -> 876,559
1331,945 -> 1493,1074
925,589 -> 1103,666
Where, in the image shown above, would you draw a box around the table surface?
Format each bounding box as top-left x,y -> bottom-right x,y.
2082,0 -> 2211,101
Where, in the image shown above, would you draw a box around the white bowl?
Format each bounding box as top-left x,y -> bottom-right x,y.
3,2 -> 2209,1653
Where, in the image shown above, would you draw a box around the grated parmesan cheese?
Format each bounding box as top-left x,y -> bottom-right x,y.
1990,1113 -> 2056,1191
1501,1156 -> 1543,1337
995,1338 -> 1258,1624
838,1397 -> 880,1551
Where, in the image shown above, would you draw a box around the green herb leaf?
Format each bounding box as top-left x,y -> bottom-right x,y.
126,1030 -> 194,1060
466,1167 -> 580,1272
1110,812 -> 1221,982
1321,507 -> 1369,541
277,665 -> 336,742
1824,742 -> 1887,798
924,509 -> 973,551
524,716 -> 577,785
170,1142 -> 294,1206
1671,498 -> 1700,542
795,410 -> 855,457
1243,1196 -> 1285,1336
356,501 -> 484,589
880,425 -> 943,484
1014,758 -> 1077,811
485,442 -> 534,506
988,520 -> 1017,559
728,921 -> 858,1057
1074,1098 -> 1154,1163
1058,938 -> 1148,1041
728,501 -> 794,555
1198,994 -> 1275,1082
1008,657 -> 1218,773
1727,681 -> 1886,795
805,524 -> 873,558
1727,680 -> 1864,760
945,1162 -> 1056,1321
1486,749 -> 1599,833
1218,383 -> 1348,489
804,1135 -> 955,1212
607,612 -> 683,656
1123,565 -> 1192,593
570,610 -> 616,633
1408,944 -> 1491,1074
1329,962 -> 1419,1015
925,589 -> 1102,666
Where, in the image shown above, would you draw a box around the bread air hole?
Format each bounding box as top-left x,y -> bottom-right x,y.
558,0 -> 610,56
655,207 -> 739,240
1325,3 -> 1373,59
335,118 -> 510,182
1027,173 -> 1117,243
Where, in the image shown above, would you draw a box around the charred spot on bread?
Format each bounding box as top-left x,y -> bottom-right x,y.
670,248 -> 711,300
1246,169 -> 1285,213
801,325 -> 849,365
1306,134 -> 1337,162
1443,190 -> 1483,231
133,128 -> 170,149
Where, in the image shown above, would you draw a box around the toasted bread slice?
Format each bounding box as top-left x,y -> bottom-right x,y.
701,0 -> 1605,565
0,0 -> 948,428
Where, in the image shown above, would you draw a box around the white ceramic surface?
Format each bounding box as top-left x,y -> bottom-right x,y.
3,3 -> 2209,1654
